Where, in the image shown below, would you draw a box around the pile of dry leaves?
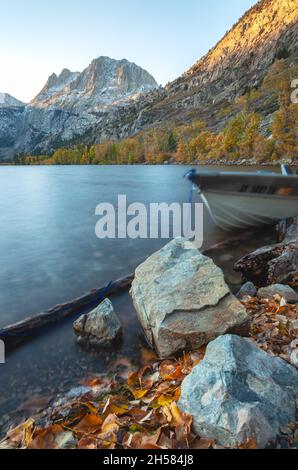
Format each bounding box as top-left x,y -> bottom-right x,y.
243,293 -> 298,365
0,348 -> 213,450
1,293 -> 297,450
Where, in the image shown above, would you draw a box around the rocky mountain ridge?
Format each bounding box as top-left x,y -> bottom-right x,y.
0,93 -> 25,108
31,57 -> 158,111
0,57 -> 158,159
126,0 -> 298,135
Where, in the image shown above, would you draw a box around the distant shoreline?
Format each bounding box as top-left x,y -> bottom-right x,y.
1,160 -> 298,167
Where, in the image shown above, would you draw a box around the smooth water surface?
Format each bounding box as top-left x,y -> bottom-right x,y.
0,165 -> 272,432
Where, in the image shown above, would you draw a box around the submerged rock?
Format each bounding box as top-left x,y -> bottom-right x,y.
73,299 -> 122,349
257,284 -> 297,302
130,238 -> 249,358
178,335 -> 298,448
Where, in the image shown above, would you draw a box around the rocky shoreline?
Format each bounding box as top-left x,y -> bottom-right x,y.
1,232 -> 298,450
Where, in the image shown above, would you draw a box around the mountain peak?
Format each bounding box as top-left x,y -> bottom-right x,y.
31,56 -> 158,110
32,69 -> 80,104
0,92 -> 25,108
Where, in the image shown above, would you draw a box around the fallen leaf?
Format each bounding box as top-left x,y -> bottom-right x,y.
125,428 -> 162,449
77,436 -> 98,449
191,438 -> 214,449
157,394 -> 175,407
239,437 -> 257,449
96,414 -> 120,449
29,425 -> 63,449
74,414 -> 103,434
7,418 -> 35,446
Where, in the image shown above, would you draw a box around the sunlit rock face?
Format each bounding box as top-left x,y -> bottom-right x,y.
31,57 -> 158,112
126,0 -> 298,136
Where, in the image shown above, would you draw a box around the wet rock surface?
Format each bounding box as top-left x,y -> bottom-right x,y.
73,299 -> 122,349
130,238 -> 249,357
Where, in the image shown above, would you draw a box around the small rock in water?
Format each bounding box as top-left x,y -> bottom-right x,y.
130,237 -> 249,358
257,284 -> 297,302
178,334 -> 298,448
237,281 -> 257,299
73,299 -> 122,349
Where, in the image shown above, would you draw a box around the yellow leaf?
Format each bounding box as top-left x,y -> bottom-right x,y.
78,401 -> 99,414
7,418 -> 35,446
129,388 -> 149,400
110,402 -> 129,416
157,395 -> 174,407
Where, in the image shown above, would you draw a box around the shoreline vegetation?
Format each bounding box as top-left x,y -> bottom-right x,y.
3,59 -> 297,167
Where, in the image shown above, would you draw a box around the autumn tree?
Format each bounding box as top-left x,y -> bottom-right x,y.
272,103 -> 298,160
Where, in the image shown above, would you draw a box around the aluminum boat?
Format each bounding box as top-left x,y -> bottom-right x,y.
186,164 -> 298,231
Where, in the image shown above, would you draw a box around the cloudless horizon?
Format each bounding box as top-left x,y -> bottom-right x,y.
1,0 -> 256,102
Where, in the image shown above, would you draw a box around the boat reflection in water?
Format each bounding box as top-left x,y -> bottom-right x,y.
186,164 -> 298,231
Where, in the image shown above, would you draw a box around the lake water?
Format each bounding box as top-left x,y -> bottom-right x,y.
0,165 -> 274,433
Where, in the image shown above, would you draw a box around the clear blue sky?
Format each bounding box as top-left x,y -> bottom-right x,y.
0,0 -> 256,102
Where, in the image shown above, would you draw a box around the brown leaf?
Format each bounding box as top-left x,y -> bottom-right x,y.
126,428 -> 162,449
29,425 -> 63,449
96,414 -> 120,449
191,438 -> 214,449
77,436 -> 98,449
239,437 -> 257,449
140,347 -> 158,365
74,414 -> 103,434
169,402 -> 192,442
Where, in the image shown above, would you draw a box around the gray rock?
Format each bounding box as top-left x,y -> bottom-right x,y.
73,298 -> 122,349
237,282 -> 257,299
130,238 -> 249,358
257,284 -> 297,302
290,349 -> 298,368
178,335 -> 298,448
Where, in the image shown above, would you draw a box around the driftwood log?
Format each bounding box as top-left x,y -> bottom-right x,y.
234,217 -> 298,287
0,274 -> 134,350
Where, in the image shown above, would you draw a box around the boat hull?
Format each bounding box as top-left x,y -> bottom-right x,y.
188,169 -> 298,231
201,190 -> 298,231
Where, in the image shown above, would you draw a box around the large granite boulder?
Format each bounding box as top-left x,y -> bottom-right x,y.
178,335 -> 298,448
73,299 -> 122,349
130,238 -> 249,357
